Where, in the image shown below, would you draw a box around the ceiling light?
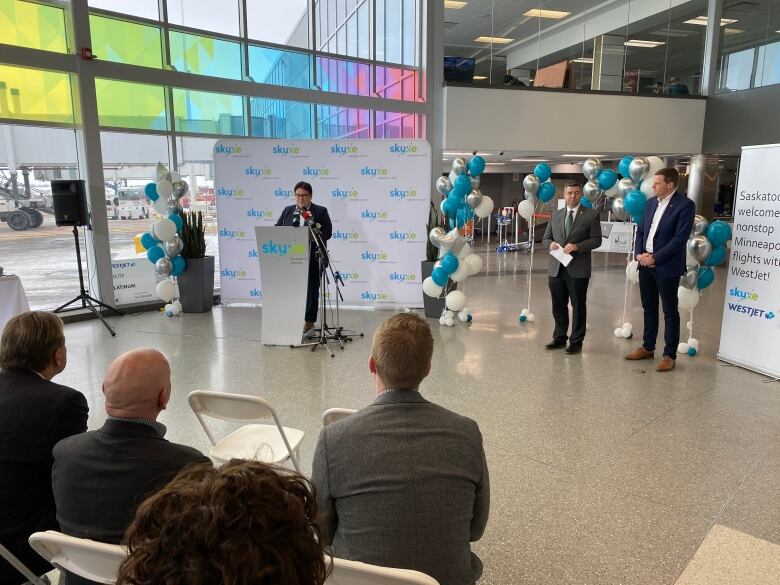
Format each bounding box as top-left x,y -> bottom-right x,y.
444,1 -> 467,9
523,9 -> 570,19
625,40 -> 665,48
444,151 -> 476,156
473,75 -> 487,80
684,16 -> 737,26
511,158 -> 550,162
571,57 -> 594,63
562,154 -> 605,158
486,162 -> 507,165
474,36 -> 514,44
724,28 -> 745,35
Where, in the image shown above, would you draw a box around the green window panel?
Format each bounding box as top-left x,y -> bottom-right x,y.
96,78 -> 167,130
1,0 -> 67,53
0,65 -> 74,124
89,14 -> 163,68
172,88 -> 244,135
169,31 -> 242,80
249,45 -> 311,89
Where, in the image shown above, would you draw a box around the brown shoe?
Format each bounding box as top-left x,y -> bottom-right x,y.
656,356 -> 676,372
303,322 -> 315,333
625,346 -> 654,360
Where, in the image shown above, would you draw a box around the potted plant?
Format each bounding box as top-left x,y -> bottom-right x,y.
421,201 -> 456,318
177,210 -> 215,313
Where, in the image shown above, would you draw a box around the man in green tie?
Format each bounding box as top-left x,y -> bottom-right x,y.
541,181 -> 602,354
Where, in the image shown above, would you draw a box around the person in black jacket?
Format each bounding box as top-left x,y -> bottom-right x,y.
52,348 -> 209,585
275,181 -> 333,334
0,311 -> 88,584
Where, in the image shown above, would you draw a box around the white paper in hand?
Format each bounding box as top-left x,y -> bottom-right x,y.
550,246 -> 573,267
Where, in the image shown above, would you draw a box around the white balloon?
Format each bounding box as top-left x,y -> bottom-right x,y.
422,277 -> 443,298
605,183 -> 619,199
445,290 -> 467,312
518,199 -> 535,220
171,300 -> 182,315
474,195 -> 494,219
439,315 -> 447,325
520,308 -> 529,317
646,156 -> 664,176
640,176 -> 655,198
458,310 -> 470,322
614,327 -> 624,337
464,253 -> 483,275
678,286 -> 700,311
621,327 -> 632,338
444,317 -> 455,327
168,171 -> 181,184
444,310 -> 455,319
678,342 -> 689,354
156,279 -> 176,302
527,313 -> 536,322
155,162 -> 169,181
688,337 -> 700,350
450,262 -> 470,282
626,260 -> 639,284
622,322 -> 633,332
458,242 -> 472,260
153,218 -> 177,242
156,180 -> 173,199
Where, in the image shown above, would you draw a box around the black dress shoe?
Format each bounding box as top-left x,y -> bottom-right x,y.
545,340 -> 566,350
565,344 -> 582,354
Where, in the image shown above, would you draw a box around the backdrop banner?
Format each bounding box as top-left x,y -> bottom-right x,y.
214,139 -> 430,308
717,143 -> 780,378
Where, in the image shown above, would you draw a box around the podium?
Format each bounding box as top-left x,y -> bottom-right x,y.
254,226 -> 310,346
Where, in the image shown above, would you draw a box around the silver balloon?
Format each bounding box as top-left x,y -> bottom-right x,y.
611,197 -> 627,220
428,227 -> 447,249
167,198 -> 183,214
163,235 -> 184,258
582,158 -> 602,181
692,214 -> 709,236
171,180 -> 189,201
470,175 -> 481,190
616,177 -> 636,198
629,156 -> 650,183
451,157 -> 467,176
680,266 -> 699,289
448,170 -> 459,186
583,180 -> 603,202
523,174 -> 540,196
155,257 -> 173,277
466,189 -> 483,209
435,176 -> 452,196
687,235 -> 712,263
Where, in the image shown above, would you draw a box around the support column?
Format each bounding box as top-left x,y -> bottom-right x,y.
700,0 -> 724,96
424,0 -> 443,188
592,34 -> 625,92
687,154 -> 719,217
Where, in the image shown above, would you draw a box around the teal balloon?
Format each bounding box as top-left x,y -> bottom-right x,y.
169,213 -> 183,233
171,255 -> 186,277
538,182 -> 556,202
624,190 -> 647,217
144,182 -> 159,201
441,253 -> 459,274
534,163 -> 552,182
518,315 -> 527,322
454,174 -> 471,195
697,266 -> 715,289
440,199 -> 448,216
579,196 -> 592,208
596,168 -> 618,190
618,156 -> 633,178
468,156 -> 486,176
146,245 -> 165,264
688,347 -> 697,357
705,245 -> 727,266
706,220 -> 732,247
431,267 -> 448,286
140,232 -> 156,250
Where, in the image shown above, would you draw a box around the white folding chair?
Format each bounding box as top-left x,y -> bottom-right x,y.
322,408 -> 357,426
188,390 -> 304,472
0,543 -> 49,585
28,531 -> 125,585
326,557 -> 439,585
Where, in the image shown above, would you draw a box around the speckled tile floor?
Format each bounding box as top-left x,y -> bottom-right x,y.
55,247 -> 780,585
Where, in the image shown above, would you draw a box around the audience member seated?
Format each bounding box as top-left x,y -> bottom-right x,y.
52,348 -> 209,585
117,460 -> 329,585
0,311 -> 88,584
312,313 -> 490,585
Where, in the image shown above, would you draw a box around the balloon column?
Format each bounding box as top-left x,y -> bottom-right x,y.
516,163 -> 557,323
138,163 -> 189,317
425,155 -> 490,326
676,216 -> 732,357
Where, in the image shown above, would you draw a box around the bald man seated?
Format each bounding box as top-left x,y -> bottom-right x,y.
52,349 -> 209,585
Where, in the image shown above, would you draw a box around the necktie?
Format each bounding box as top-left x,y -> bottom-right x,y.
564,210 -> 574,239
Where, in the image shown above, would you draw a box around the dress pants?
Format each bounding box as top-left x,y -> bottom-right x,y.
305,252 -> 321,324
638,266 -> 680,359
548,266 -> 590,346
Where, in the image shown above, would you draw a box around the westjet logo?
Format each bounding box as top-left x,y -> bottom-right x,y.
302,166 -> 330,177
214,144 -> 242,155
389,188 -> 418,200
272,144 -> 300,156
389,229 -> 416,241
389,143 -> 417,155
330,144 -> 359,156
389,271 -> 416,282
360,209 -> 390,222
727,303 -> 775,320
331,229 -> 360,241
245,166 -> 272,177
273,188 -> 293,199
216,187 -> 244,199
728,287 -> 759,301
360,165 -> 389,177
361,290 -> 390,302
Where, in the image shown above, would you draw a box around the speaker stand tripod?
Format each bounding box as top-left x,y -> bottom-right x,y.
54,226 -> 123,336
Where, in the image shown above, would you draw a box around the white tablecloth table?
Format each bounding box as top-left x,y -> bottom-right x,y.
0,275 -> 31,332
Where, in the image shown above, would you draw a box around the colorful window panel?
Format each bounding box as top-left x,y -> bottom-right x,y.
0,65 -> 74,124
96,78 -> 167,130
170,31 -> 242,80
1,0 -> 67,53
89,14 -> 163,68
172,88 -> 244,135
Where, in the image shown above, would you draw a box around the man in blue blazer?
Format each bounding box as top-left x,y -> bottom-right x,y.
275,181 -> 332,334
626,167 -> 695,372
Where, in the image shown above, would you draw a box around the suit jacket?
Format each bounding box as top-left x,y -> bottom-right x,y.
312,391 -> 490,585
52,419 -> 209,585
634,191 -> 696,277
275,202 -> 333,244
542,206 -> 602,278
0,368 -> 88,583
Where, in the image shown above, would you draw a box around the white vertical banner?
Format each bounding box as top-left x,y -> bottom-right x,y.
213,139 -> 430,308
717,143 -> 780,378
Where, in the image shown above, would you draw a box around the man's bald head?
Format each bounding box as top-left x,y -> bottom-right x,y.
102,348 -> 171,420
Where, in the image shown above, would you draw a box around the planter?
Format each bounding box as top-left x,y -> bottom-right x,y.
178,255 -> 215,313
421,260 -> 457,319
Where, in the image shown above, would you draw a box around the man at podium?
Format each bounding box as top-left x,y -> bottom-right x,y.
275,181 -> 333,335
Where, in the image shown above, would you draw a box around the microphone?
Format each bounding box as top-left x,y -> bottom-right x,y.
302,210 -> 320,230
292,207 -> 300,227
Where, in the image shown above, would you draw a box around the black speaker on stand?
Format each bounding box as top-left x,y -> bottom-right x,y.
51,179 -> 122,336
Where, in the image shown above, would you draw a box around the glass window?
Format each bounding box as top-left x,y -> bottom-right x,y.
375,111 -> 419,138
358,1 -> 369,59
169,31 -> 242,80
89,0 -> 159,20
337,24 -> 347,55
167,0 -> 239,37
328,0 -> 337,41
347,14 -> 357,57
247,0 -> 309,48
376,64 -> 418,101
316,56 -> 370,96
0,66 -> 74,124
720,48 -> 755,91
95,79 -> 167,130
384,0 -> 402,64
316,105 -> 369,138
402,0 -> 416,66
1,0 -> 67,53
249,45 -> 311,89
756,41 -> 780,88
250,98 -> 312,138
376,0 -> 385,61
172,88 -> 245,135
89,14 -> 163,69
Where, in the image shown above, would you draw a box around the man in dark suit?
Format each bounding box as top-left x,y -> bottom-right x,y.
542,181 -> 603,354
52,348 -> 208,585
312,313 -> 489,585
275,181 -> 333,335
626,167 -> 695,372
0,311 -> 88,584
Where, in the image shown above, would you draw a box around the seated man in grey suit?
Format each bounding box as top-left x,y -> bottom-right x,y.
52,348 -> 209,585
312,313 -> 490,585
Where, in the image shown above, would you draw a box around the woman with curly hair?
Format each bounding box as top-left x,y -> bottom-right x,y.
117,460 -> 330,585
